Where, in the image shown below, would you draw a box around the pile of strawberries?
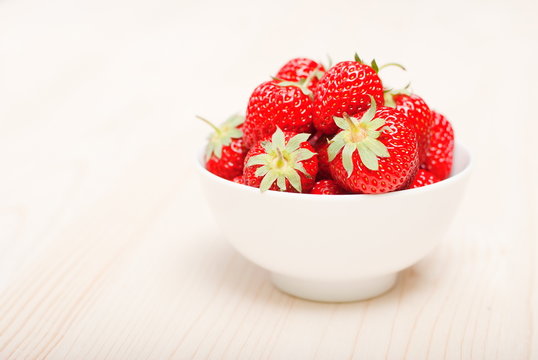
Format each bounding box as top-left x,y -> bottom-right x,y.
200,54 -> 455,195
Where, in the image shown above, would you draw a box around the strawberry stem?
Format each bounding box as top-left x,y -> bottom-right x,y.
343,114 -> 357,131
275,148 -> 286,168
343,114 -> 367,142
378,62 -> 407,71
196,115 -> 221,134
302,65 -> 320,89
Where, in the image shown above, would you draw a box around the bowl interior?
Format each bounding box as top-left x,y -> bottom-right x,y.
450,143 -> 471,177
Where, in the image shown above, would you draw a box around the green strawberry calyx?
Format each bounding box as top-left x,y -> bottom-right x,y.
197,114 -> 244,161
276,78 -> 312,97
274,65 -> 321,97
324,54 -> 333,69
327,96 -> 390,175
383,84 -> 412,108
312,68 -> 325,80
246,128 -> 316,192
354,53 -> 406,74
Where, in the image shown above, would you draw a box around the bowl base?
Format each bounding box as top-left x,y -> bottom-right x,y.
271,272 -> 398,302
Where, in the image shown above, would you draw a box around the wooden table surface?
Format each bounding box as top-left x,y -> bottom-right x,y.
1,0 -> 537,358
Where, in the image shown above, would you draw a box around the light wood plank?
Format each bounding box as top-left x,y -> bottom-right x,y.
0,0 -> 537,358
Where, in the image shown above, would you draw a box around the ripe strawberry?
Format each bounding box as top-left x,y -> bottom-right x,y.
200,114 -> 247,180
232,175 -> 245,184
385,91 -> 432,163
313,54 -> 384,135
310,180 -> 345,195
243,128 -> 318,192
328,97 -> 418,194
276,58 -> 325,91
422,110 -> 454,180
408,169 -> 440,189
243,80 -> 315,149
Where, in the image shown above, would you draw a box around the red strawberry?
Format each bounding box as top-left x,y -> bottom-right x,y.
232,175 -> 245,184
422,110 -> 454,180
408,169 -> 440,189
276,58 -> 325,91
243,128 -> 318,192
385,91 -> 432,163
200,114 -> 247,180
310,180 -> 345,195
243,80 -> 315,149
328,97 -> 419,194
313,137 -> 332,180
313,54 -> 384,135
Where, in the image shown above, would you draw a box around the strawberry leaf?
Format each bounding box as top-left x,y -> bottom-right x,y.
227,128 -> 243,138
333,116 -> 351,130
199,114 -> 244,160
361,96 -> 377,122
271,128 -> 286,150
255,165 -> 270,177
327,137 -> 346,161
342,143 -> 356,177
246,154 -> 268,167
294,162 -> 308,176
357,143 -> 379,171
261,141 -> 273,153
214,143 -> 223,158
295,148 -> 316,162
260,171 -> 279,192
286,171 -> 302,192
277,80 -> 313,97
285,133 -> 310,153
277,175 -> 286,191
363,137 -> 389,158
371,59 -> 379,73
204,144 -> 214,161
384,92 -> 396,108
368,118 -> 385,131
248,129 -> 316,193
224,114 -> 245,128
328,101 -> 390,174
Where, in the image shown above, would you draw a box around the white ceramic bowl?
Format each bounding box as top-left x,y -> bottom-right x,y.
197,143 -> 472,302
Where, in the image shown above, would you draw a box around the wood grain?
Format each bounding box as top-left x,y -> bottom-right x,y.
1,0 -> 537,358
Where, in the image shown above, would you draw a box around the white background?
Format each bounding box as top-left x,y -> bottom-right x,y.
1,0 -> 537,358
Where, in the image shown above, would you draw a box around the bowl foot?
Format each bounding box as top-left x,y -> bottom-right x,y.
271,272 -> 398,302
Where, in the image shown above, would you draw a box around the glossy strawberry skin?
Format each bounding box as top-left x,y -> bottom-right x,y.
232,175 -> 245,184
408,169 -> 440,189
206,138 -> 247,180
310,180 -> 345,195
313,61 -> 384,135
243,81 -> 314,149
276,58 -> 325,91
243,133 -> 318,193
330,107 -> 419,194
393,93 -> 432,163
422,110 -> 454,180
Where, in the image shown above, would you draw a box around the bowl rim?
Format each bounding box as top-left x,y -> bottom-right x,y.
196,142 -> 472,199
